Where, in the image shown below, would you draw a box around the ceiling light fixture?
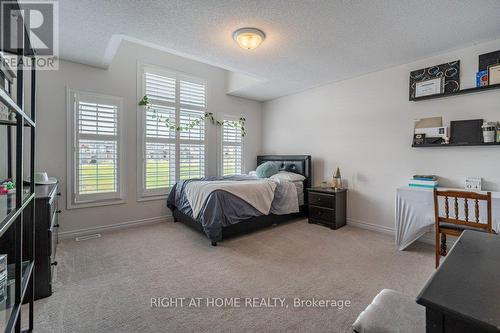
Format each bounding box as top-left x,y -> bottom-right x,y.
232,28 -> 265,50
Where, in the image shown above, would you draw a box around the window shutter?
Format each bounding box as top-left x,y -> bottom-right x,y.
179,80 -> 206,108
146,104 -> 175,140
71,91 -> 123,206
145,72 -> 176,103
178,78 -> 206,180
141,68 -> 207,196
222,120 -> 243,176
78,102 -> 118,136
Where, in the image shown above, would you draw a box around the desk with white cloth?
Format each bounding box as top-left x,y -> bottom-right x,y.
395,186 -> 500,250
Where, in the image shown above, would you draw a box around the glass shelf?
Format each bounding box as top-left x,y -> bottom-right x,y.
0,190 -> 34,239
0,261 -> 31,333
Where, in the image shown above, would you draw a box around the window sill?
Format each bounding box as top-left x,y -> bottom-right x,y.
137,194 -> 168,202
67,198 -> 126,210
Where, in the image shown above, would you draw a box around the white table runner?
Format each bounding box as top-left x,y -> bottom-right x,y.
395,187 -> 500,250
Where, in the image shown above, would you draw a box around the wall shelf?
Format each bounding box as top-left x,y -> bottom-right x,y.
410,83 -> 500,101
412,142 -> 500,148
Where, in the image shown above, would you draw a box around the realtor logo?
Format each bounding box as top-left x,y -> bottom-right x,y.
1,1 -> 59,70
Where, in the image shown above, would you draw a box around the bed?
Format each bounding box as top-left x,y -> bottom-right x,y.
167,155 -> 311,246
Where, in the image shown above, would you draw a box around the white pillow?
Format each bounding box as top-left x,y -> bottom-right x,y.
270,171 -> 305,182
248,171 -> 257,176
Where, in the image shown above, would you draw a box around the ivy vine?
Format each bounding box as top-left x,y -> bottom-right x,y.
139,95 -> 246,136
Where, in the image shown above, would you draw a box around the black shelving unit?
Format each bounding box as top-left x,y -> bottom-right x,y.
0,0 -> 36,332
409,83 -> 500,101
412,142 -> 500,148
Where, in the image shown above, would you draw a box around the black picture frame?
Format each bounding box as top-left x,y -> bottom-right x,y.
478,50 -> 500,71
450,119 -> 483,145
409,61 -> 460,100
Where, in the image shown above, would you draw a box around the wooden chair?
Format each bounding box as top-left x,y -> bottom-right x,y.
434,189 -> 493,268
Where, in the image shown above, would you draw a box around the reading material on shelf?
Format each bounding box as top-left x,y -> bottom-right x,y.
409,175 -> 439,188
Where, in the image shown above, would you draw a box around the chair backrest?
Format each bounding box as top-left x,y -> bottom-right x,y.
433,189 -> 492,232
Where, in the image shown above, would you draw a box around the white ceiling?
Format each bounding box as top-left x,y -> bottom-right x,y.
59,0 -> 500,101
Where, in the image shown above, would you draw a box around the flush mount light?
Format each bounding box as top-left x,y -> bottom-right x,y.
232,28 -> 266,50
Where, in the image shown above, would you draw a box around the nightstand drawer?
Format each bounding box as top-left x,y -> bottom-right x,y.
309,205 -> 335,222
308,192 -> 335,208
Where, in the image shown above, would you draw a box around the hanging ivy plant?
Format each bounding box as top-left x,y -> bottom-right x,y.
138,95 -> 246,136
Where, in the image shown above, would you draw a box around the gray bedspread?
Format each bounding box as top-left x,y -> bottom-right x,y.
167,175 -> 299,242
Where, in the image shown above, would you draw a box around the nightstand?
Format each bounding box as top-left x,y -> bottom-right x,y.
307,187 -> 347,229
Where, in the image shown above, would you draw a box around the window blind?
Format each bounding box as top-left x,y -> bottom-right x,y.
70,91 -> 123,206
222,120 -> 243,176
145,72 -> 176,103
180,80 -> 206,108
141,67 -> 207,197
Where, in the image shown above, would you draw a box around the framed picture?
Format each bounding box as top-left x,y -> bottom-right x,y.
409,61 -> 460,99
488,64 -> 500,85
450,119 -> 483,145
478,50 -> 500,71
415,77 -> 444,98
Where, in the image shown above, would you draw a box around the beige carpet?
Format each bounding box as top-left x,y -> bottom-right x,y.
33,219 -> 434,333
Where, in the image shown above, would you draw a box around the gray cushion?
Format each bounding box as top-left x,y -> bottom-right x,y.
352,289 -> 425,333
255,161 -> 279,178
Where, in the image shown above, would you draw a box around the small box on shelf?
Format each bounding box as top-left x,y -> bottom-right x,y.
476,70 -> 488,87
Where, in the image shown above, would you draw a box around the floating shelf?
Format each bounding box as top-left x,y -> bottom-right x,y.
410,83 -> 500,101
412,142 -> 500,148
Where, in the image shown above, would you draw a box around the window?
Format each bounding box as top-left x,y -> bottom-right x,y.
67,90 -> 125,208
139,65 -> 207,198
221,118 -> 243,176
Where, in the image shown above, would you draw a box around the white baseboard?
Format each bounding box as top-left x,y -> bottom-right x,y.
347,218 -> 395,235
347,218 -> 449,248
59,215 -> 173,239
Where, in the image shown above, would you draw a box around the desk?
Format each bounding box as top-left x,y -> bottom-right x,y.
416,231 -> 500,332
395,187 -> 500,250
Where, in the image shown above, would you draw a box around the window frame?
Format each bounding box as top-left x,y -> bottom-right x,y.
66,88 -> 126,209
219,115 -> 245,176
137,63 -> 208,201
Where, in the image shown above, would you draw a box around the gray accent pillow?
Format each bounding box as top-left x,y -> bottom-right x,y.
256,161 -> 279,178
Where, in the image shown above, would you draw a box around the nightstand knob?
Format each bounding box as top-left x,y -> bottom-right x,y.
51,261 -> 58,266
57,192 -> 61,196
56,210 -> 62,214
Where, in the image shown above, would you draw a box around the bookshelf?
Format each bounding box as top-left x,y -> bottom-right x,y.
0,0 -> 37,332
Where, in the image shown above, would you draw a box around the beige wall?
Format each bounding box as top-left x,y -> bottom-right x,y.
262,38 -> 500,232
36,41 -> 262,235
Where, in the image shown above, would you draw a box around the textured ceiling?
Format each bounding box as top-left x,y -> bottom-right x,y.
59,0 -> 500,101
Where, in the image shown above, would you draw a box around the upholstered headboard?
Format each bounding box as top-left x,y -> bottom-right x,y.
257,155 -> 312,190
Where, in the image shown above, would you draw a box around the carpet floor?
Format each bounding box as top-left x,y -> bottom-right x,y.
33,219 -> 434,333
